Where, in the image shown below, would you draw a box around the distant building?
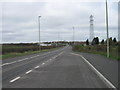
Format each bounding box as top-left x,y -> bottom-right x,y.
40,43 -> 52,46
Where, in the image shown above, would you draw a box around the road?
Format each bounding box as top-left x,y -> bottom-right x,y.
2,46 -> 118,88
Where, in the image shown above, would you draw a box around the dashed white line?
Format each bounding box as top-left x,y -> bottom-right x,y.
25,70 -> 33,74
35,66 -> 40,69
10,76 -> 21,83
71,53 -> 116,89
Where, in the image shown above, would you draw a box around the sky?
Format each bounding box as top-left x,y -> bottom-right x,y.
0,0 -> 119,43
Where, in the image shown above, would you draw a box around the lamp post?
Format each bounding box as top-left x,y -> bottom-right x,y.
106,0 -> 109,58
73,27 -> 75,45
38,16 -> 41,50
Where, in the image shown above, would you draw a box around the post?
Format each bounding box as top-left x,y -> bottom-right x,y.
38,16 -> 41,50
106,0 -> 109,58
73,27 -> 75,45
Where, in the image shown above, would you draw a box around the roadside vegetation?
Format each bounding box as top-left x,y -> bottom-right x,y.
1,43 -> 65,60
72,37 -> 119,60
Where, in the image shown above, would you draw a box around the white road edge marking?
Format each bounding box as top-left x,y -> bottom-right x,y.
10,76 -> 21,83
35,66 -> 40,69
2,49 -> 64,67
25,70 -> 33,74
2,58 -> 29,66
42,63 -> 45,65
71,53 -> 116,89
2,53 -> 48,67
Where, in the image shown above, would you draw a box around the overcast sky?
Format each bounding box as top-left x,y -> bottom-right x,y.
0,0 -> 118,43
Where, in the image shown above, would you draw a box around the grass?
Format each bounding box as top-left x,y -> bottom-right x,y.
2,44 -> 55,54
72,45 -> 119,60
1,47 -> 62,60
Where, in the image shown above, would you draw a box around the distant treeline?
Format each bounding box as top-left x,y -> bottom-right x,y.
86,37 -> 118,46
73,37 -> 119,60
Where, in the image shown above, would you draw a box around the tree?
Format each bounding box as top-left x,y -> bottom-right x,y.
113,37 -> 117,43
101,39 -> 104,45
92,37 -> 99,45
86,39 -> 89,45
96,37 -> 99,44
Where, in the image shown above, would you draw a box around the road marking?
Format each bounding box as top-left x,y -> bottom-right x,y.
30,56 -> 38,58
47,60 -> 49,62
42,63 -> 45,65
2,63 -> 9,66
35,66 -> 40,69
2,48 -> 64,67
2,58 -> 29,66
18,58 -> 28,62
10,76 -> 21,83
71,53 -> 116,89
25,70 -> 33,74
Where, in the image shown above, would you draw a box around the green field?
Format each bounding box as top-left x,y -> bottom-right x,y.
72,45 -> 119,60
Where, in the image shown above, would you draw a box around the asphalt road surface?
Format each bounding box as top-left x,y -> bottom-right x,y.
2,46 -> 118,88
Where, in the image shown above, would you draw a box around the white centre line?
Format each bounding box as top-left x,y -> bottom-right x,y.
10,76 -> 21,83
25,70 -> 33,74
35,66 -> 40,69
71,53 -> 116,89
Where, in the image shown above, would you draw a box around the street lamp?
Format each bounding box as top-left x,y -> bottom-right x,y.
38,16 -> 41,50
105,0 -> 110,58
73,27 -> 75,45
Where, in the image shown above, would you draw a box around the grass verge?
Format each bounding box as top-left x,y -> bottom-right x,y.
1,47 -> 62,60
72,45 -> 119,60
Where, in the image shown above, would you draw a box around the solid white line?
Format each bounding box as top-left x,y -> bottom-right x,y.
25,70 -> 33,74
2,53 -> 49,67
2,58 -> 29,66
46,60 -> 49,62
35,66 -> 39,69
2,49 -> 64,67
10,76 -> 21,83
71,53 -> 116,88
18,58 -> 28,62
42,63 -> 45,65
8,61 -> 16,64
30,56 -> 37,59
2,63 -> 9,66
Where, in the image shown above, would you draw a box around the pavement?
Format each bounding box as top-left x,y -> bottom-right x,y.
2,46 -> 118,88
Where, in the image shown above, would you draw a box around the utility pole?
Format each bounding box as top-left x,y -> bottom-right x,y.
38,16 -> 41,50
58,31 -> 60,46
106,0 -> 110,58
89,15 -> 94,45
73,27 -> 75,45
58,31 -> 60,42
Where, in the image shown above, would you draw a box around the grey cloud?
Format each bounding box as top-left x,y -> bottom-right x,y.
2,1 -> 118,43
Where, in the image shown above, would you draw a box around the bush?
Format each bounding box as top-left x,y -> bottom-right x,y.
2,44 -> 56,54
